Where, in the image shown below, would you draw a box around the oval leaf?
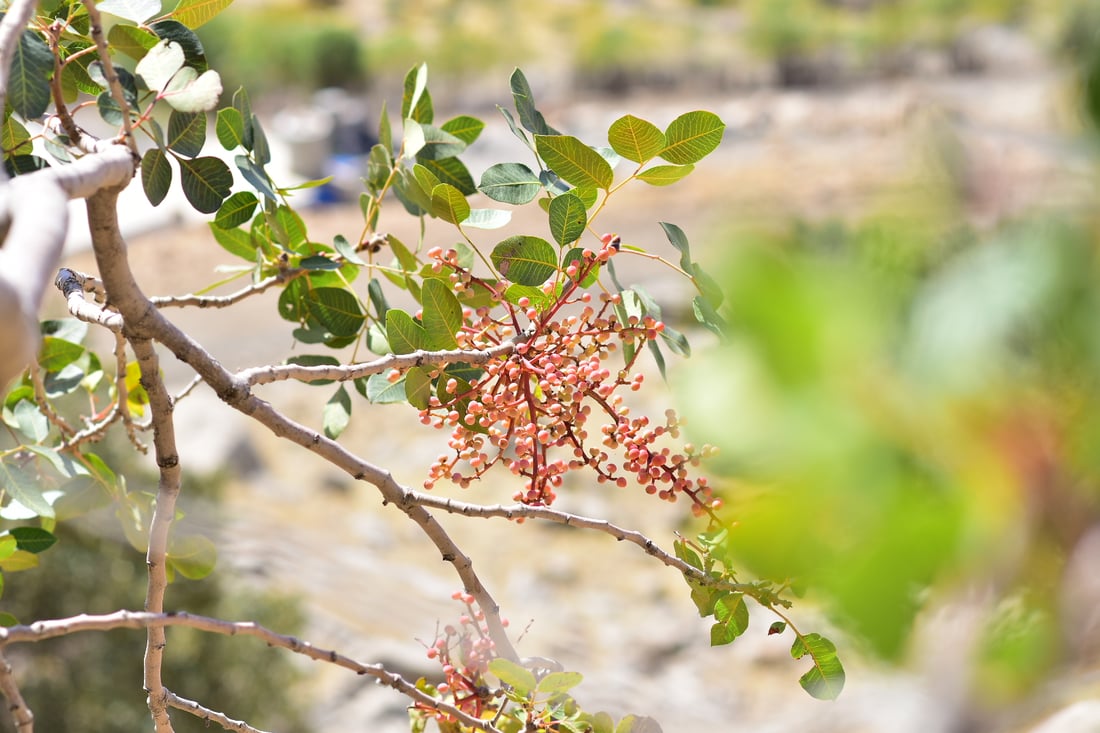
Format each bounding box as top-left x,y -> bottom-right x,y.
608,114 -> 665,163
167,109 -> 205,157
637,164 -> 694,186
323,385 -> 352,439
430,183 -> 470,225
478,162 -> 542,204
421,279 -> 462,350
179,156 -> 232,213
215,106 -> 245,149
386,309 -> 426,355
491,235 -> 557,286
307,287 -> 365,338
535,134 -> 613,190
548,192 -> 587,247
659,111 -> 725,165
214,191 -> 258,229
790,633 -> 846,701
488,658 -> 537,696
10,527 -> 57,555
141,147 -> 172,206
169,0 -> 234,28
10,30 -> 53,119
404,366 -> 432,409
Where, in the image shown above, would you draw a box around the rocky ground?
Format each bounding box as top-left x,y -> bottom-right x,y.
54,46 -> 1100,732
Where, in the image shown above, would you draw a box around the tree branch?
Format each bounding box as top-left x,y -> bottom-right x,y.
0,610 -> 503,732
237,339 -> 520,387
150,271 -> 304,310
164,691 -> 271,733
82,0 -> 139,156
0,649 -> 33,733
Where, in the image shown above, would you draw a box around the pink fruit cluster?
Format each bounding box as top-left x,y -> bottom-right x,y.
418,591 -> 503,721
416,238 -> 721,517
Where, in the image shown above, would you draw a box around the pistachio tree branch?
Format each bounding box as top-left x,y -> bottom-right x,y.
131,336 -> 182,733
237,339 -> 521,387
54,267 -> 124,331
0,610 -> 503,732
81,185 -> 520,666
164,691 -> 271,733
82,0 -> 139,156
0,650 -> 33,733
150,270 -> 305,309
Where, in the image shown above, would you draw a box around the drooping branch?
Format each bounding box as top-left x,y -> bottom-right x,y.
0,610 -> 503,732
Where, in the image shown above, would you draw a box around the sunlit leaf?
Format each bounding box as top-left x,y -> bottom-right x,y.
489,657 -> 536,696
208,221 -> 253,259
402,63 -> 432,123
637,164 -> 694,186
167,534 -> 217,580
0,464 -> 53,519
214,191 -> 257,229
464,208 -> 511,229
169,0 -> 235,28
386,309 -> 426,354
364,373 -> 406,403
161,67 -> 222,113
415,124 -> 466,160
307,288 -> 364,338
135,39 -> 184,92
492,235 -> 557,286
107,24 -> 159,61
791,633 -> 845,700
421,279 -> 462,350
419,156 -> 475,196
659,111 -> 725,165
510,68 -> 558,136
441,114 -> 484,144
404,366 -> 432,409
430,183 -> 470,225
536,671 -> 584,695
149,19 -> 207,71
215,106 -> 245,149
548,192 -> 587,247
608,114 -> 665,163
535,135 -> 614,190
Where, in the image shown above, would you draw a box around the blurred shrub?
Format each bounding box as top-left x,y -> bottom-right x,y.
201,4 -> 367,97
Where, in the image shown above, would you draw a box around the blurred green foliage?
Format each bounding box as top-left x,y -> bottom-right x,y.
677,5 -> 1100,695
0,463 -> 309,733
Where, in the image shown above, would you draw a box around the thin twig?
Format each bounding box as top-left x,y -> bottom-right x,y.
82,0 -> 139,157
45,19 -> 83,146
0,610 -> 503,733
150,271 -> 305,309
0,649 -> 33,733
165,691 -> 271,733
237,338 -> 520,387
113,331 -> 147,453
54,268 -> 123,332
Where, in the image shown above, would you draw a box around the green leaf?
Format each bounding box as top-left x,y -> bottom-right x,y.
208,221 -> 253,259
37,336 -> 84,374
659,111 -> 725,165
421,279 -> 462,350
232,87 -> 253,149
419,156 -> 475,196
692,294 -> 726,337
402,63 -> 432,123
179,156 -> 231,213
0,464 -> 53,519
214,191 -> 257,229
492,235 -> 557,286
710,594 -> 749,645
769,621 -> 787,636
478,162 -> 542,204
166,534 -> 217,580
548,192 -> 587,247
107,24 -> 159,61
323,385 -> 352,439
215,107 -> 245,149
364,373 -> 406,403
2,117 -> 32,157
135,39 -> 185,92
149,19 -> 207,71
430,183 -> 470,225
10,30 -> 53,119
308,288 -> 365,338
169,0 -> 234,28
441,114 -> 484,144
489,657 -> 537,696
141,147 -> 172,206
510,68 -> 558,136
13,400 -> 48,442
536,671 -> 584,695
167,110 -> 205,157
10,527 -> 56,555
791,633 -> 845,700
415,124 -> 466,161
535,135 -> 614,190
386,309 -> 426,354
608,114 -> 665,163
637,164 -> 694,186
96,0 -> 161,23
236,154 -> 277,201
464,208 -> 511,230
659,221 -> 693,272
404,366 -> 432,409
